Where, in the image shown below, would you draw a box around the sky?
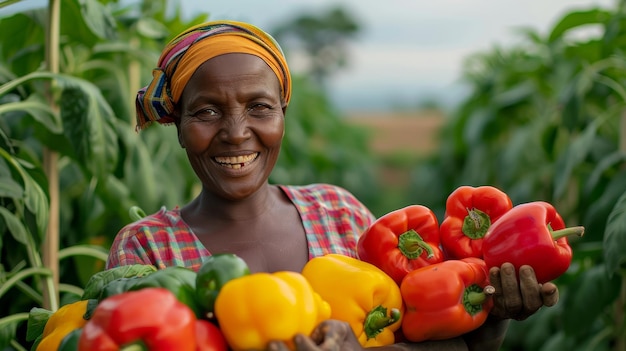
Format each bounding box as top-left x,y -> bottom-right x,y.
4,0 -> 616,111
191,0 -> 614,112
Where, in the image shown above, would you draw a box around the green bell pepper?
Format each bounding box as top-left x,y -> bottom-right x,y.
98,266 -> 201,317
196,253 -> 250,317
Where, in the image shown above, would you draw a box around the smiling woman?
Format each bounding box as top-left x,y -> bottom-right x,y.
107,19 -> 376,276
106,18 -> 560,351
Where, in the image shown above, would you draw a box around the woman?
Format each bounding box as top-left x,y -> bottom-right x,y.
107,20 -> 558,350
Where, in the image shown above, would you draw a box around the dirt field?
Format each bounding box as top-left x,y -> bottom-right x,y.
345,110 -> 445,156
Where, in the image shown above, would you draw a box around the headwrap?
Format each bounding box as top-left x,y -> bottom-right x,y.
135,20 -> 291,131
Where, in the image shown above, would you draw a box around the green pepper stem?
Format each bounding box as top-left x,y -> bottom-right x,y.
398,229 -> 435,259
463,284 -> 488,316
551,226 -> 585,240
363,305 -> 401,339
467,291 -> 487,305
462,208 -> 491,239
121,343 -> 148,351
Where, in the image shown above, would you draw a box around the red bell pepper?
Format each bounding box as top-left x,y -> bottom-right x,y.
357,205 -> 444,285
482,201 -> 585,283
194,320 -> 228,351
440,185 -> 512,260
78,287 -> 197,351
400,258 -> 494,342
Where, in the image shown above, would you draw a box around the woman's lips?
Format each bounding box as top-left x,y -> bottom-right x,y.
213,153 -> 259,169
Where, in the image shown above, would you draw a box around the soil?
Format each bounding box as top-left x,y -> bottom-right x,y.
345,110 -> 445,157
344,110 -> 445,192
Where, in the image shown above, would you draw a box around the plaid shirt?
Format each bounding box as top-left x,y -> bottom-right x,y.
106,184 -> 375,272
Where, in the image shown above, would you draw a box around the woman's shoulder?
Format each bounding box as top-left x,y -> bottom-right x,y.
280,183 -> 374,222
119,206 -> 185,233
280,183 -> 360,204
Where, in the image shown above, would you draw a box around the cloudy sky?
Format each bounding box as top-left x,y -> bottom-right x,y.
5,0 -> 615,111
192,0 -> 613,111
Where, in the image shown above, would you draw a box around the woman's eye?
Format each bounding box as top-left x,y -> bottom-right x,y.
194,108 -> 219,118
249,103 -> 271,112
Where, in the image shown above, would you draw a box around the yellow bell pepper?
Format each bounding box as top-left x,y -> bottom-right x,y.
301,254 -> 404,347
36,299 -> 90,351
214,271 -> 331,350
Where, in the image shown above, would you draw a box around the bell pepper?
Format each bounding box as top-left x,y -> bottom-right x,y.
440,185 -> 513,260
58,328 -> 82,351
81,264 -> 157,300
98,266 -> 201,317
400,257 -> 494,342
194,320 -> 228,351
214,271 -> 331,351
357,205 -> 444,285
78,287 -> 197,351
35,300 -> 93,351
301,254 -> 404,347
482,201 -> 585,283
196,253 -> 250,318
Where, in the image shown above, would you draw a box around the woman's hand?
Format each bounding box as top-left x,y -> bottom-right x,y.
488,262 -> 559,321
268,320 -> 363,351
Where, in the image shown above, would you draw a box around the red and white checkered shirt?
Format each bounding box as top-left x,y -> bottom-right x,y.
106,184 -> 375,272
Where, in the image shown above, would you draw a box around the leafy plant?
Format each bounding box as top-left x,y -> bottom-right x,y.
410,1 -> 626,349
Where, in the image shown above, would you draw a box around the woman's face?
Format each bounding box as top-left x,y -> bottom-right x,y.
176,53 -> 286,200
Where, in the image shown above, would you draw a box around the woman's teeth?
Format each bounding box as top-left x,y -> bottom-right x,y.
214,153 -> 258,169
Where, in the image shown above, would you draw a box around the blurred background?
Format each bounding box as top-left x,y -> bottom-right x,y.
1,0 -> 625,350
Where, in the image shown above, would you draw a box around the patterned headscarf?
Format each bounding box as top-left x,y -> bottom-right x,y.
135,20 -> 291,131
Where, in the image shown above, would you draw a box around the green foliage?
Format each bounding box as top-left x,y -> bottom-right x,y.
0,1 -> 379,349
409,1 -> 626,349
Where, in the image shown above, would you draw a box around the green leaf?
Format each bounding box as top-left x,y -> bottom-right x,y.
0,173 -> 23,198
582,172 -> 626,243
58,244 -> 109,262
583,151 -> 626,196
553,121 -> 598,199
21,163 -> 49,240
60,85 -> 118,179
0,207 -> 28,245
0,312 -> 29,350
81,264 -> 157,300
0,12 -> 45,73
136,17 -> 169,39
562,264 -> 621,334
25,308 -> 53,342
491,81 -> 535,108
60,0 -> 117,45
0,95 -> 62,133
603,191 -> 626,275
548,8 -> 612,43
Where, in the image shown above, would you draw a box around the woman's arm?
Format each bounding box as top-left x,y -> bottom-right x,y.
462,317 -> 510,351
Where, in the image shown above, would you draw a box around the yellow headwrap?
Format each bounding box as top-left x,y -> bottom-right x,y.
135,20 -> 291,131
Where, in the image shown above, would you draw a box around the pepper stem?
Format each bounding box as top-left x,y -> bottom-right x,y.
550,226 -> 585,240
363,305 -> 401,340
463,284 -> 488,316
462,208 -> 491,239
398,229 -> 435,259
121,343 -> 148,351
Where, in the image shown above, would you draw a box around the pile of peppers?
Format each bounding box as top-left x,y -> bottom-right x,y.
355,185 -> 584,342
26,186 -> 584,350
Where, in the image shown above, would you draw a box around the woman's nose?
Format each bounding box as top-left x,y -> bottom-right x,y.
219,113 -> 251,144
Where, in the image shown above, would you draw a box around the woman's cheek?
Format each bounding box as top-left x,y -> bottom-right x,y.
180,123 -> 213,152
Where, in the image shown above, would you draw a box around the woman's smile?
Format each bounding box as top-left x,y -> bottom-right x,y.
213,152 -> 259,169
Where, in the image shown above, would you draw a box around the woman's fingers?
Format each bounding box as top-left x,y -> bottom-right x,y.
488,263 -> 560,321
